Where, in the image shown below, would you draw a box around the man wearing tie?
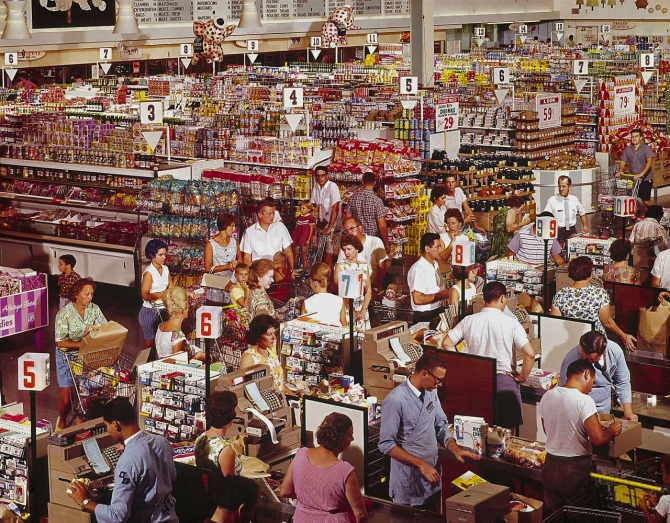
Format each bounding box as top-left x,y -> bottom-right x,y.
544,176 -> 589,241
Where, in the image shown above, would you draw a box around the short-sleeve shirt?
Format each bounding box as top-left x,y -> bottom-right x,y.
552,286 -> 610,335
194,434 -> 242,476
240,222 -> 293,262
651,250 -> 670,288
444,188 -> 467,212
311,179 -> 342,224
655,494 -> 670,522
55,302 -> 107,344
407,256 -> 442,312
629,217 -> 668,245
427,204 -> 446,234
58,270 -> 81,299
507,224 -> 562,264
544,194 -> 586,228
346,188 -> 386,238
155,329 -> 187,359
621,143 -> 654,181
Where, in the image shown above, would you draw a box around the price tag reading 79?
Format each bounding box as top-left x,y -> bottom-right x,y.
338,270 -> 363,299
196,306 -> 222,338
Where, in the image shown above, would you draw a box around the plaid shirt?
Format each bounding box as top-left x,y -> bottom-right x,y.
345,188 -> 386,238
58,270 -> 81,299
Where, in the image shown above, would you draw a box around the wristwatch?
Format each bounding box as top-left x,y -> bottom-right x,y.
82,499 -> 91,510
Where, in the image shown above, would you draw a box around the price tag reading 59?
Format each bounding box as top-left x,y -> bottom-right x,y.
536,93 -> 561,130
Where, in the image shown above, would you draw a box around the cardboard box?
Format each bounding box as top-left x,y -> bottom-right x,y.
652,150 -> 670,188
555,268 -> 572,291
504,494 -> 543,523
473,292 -> 517,313
48,502 -> 92,523
524,368 -> 557,390
446,483 -> 511,523
452,470 -> 487,491
200,272 -> 231,289
598,413 -> 642,457
454,415 -> 488,455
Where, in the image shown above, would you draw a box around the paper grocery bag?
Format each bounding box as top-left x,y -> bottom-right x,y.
637,306 -> 670,356
79,321 -> 128,366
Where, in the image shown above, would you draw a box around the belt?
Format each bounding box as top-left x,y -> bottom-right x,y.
546,453 -> 592,462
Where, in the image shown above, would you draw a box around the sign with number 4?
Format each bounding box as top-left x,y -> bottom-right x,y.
573,60 -> 589,75
400,76 -> 418,95
140,101 -> 163,125
614,196 -> 636,217
99,47 -> 112,61
196,306 -> 222,339
4,53 -> 17,67
18,353 -> 50,391
338,270 -> 363,299
283,87 -> 304,109
536,217 -> 558,239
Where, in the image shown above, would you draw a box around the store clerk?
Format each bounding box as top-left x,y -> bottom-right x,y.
543,176 -> 589,241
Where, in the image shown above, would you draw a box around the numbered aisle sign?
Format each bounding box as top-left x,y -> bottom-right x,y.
140,101 -> 163,124
180,43 -> 193,56
399,76 -> 418,95
4,52 -> 17,67
18,353 -> 50,391
573,60 -> 589,75
338,270 -> 364,299
614,196 -> 636,217
247,40 -> 259,52
366,33 -> 378,44
435,96 -> 459,132
493,67 -> 509,85
452,238 -> 476,266
310,36 -> 322,48
474,27 -> 485,38
536,216 -> 558,239
283,87 -> 304,109
614,85 -> 635,116
555,22 -> 564,32
99,47 -> 112,61
640,53 -> 654,68
536,93 -> 561,129
519,24 -> 528,35
196,306 -> 222,339
602,24 -> 611,34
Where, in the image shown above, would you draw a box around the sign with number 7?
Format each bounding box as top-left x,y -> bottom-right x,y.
338,270 -> 363,299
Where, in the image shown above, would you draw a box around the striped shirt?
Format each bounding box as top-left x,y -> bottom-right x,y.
508,224 -> 561,264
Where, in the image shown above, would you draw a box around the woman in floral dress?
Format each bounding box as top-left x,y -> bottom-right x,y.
333,234 -> 372,331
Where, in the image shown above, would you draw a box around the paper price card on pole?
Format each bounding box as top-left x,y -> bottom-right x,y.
310,36 -> 321,48
536,93 -> 561,129
18,353 -> 50,391
283,87 -> 304,109
247,40 -> 259,52
99,47 -> 112,61
493,67 -> 509,85
436,96 -> 459,132
338,270 -> 363,299
196,306 -> 222,339
452,239 -> 476,266
140,101 -> 163,124
399,76 -> 418,95
640,53 -> 654,68
4,53 -> 17,67
613,196 -> 636,217
536,217 -> 557,239
573,60 -> 589,75
614,85 -> 635,116
180,43 -> 193,56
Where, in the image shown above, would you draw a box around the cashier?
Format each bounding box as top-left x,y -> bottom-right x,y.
543,176 -> 589,240
507,212 -> 566,265
378,351 -> 479,510
559,331 -> 637,421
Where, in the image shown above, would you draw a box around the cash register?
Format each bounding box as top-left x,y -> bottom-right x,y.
216,364 -> 300,464
363,321 -> 423,401
47,417 -> 120,522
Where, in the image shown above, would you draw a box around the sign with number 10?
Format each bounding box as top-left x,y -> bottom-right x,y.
613,196 -> 636,217
453,239 -> 476,266
536,217 -> 558,239
196,306 -> 222,339
338,270 -> 363,299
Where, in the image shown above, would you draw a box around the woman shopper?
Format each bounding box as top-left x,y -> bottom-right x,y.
427,186 -> 448,234
280,412 -> 368,523
602,239 -> 641,284
54,277 -> 106,430
490,196 -> 531,259
301,263 -> 346,326
204,213 -> 241,303
246,259 -> 275,321
155,286 -> 204,360
334,234 -> 372,331
438,208 -> 467,267
139,239 -> 173,349
240,314 -> 284,392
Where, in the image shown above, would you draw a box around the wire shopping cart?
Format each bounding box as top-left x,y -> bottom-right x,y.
65,348 -> 136,419
542,506 -> 622,523
591,472 -> 663,520
295,231 -> 330,276
370,301 -> 415,326
269,280 -> 313,322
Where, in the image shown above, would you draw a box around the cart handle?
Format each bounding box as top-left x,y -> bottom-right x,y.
590,472 -> 662,491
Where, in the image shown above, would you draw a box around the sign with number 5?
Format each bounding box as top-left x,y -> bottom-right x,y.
536,217 -> 558,239
196,306 -> 222,339
399,76 -> 418,95
338,270 -> 363,299
613,196 -> 636,217
18,353 -> 50,391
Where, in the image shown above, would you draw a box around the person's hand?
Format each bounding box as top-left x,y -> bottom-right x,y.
354,310 -> 364,321
464,214 -> 475,225
643,492 -> 659,511
615,171 -> 624,178
67,479 -> 89,506
582,226 -> 590,234
623,412 -> 639,422
658,291 -> 670,303
609,420 -> 623,436
634,173 -> 644,181
521,214 -> 531,226
451,446 -> 481,463
622,333 -> 637,352
229,260 -> 238,271
418,462 -> 441,485
323,226 -> 332,235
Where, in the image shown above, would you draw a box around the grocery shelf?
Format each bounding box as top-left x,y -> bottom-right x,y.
0,157 -> 169,178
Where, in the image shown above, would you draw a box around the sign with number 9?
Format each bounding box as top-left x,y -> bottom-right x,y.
613,196 -> 636,217
536,217 -> 558,239
453,239 -> 476,266
196,306 -> 222,339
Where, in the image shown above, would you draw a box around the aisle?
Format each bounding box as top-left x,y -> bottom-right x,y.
1,278 -> 145,426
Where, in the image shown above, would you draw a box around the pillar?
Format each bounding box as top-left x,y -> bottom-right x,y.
410,0 -> 435,87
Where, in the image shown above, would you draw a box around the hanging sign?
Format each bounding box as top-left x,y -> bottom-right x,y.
180,43 -> 193,56
247,40 -> 259,52
99,47 -> 113,61
536,93 -> 561,129
4,53 -> 17,67
473,27 -> 485,38
366,33 -> 378,44
493,67 -> 509,85
640,53 -> 654,68
283,87 -> 304,109
601,24 -> 611,34
310,36 -> 322,48
518,24 -> 528,34
573,60 -> 589,75
399,76 -> 418,95
436,96 -> 459,132
140,101 -> 163,124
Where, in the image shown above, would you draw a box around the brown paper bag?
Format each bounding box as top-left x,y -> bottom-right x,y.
637,306 -> 670,356
79,321 -> 128,365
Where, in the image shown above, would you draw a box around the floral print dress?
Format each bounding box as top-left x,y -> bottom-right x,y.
337,259 -> 371,331
552,286 -> 610,336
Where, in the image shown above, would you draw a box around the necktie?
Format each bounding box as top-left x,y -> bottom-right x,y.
419,391 -> 425,403
564,198 -> 570,230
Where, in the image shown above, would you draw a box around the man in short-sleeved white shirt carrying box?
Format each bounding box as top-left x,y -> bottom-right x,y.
544,175 -> 589,241
442,281 -> 535,430
539,359 -> 622,515
241,200 -> 294,272
407,233 -> 451,324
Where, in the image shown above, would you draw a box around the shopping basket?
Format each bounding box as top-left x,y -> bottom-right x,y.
591,472 -> 663,519
542,506 -> 622,523
370,301 -> 414,326
66,348 -> 136,419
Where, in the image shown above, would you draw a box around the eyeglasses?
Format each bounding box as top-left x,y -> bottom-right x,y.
425,370 -> 444,385
344,225 -> 360,232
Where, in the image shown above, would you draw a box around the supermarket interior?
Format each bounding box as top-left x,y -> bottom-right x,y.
3,0 -> 670,522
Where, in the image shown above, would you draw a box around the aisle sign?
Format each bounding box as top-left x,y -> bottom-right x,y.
640,53 -> 654,68
366,33 -> 378,44
140,101 -> 163,124
519,24 -> 528,34
602,24 -> 611,34
555,22 -> 564,32
573,60 -> 589,75
435,96 -> 459,132
614,85 -> 635,116
247,40 -> 259,52
338,270 -> 363,299
536,93 -> 561,129
493,67 -> 509,85
18,353 -> 50,391
399,76 -> 418,95
180,43 -> 193,56
310,36 -> 322,48
283,87 -> 304,108
99,47 -> 112,61
196,306 -> 222,339
536,217 -> 558,239
613,196 -> 636,217
452,239 -> 476,266
474,27 -> 485,38
4,53 -> 17,67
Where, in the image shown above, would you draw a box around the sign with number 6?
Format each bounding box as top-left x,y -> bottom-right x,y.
493,67 -> 509,85
536,217 -> 558,239
4,53 -> 17,67
196,306 -> 222,339
452,239 -> 476,266
18,353 -> 50,391
613,196 -> 636,217
338,270 -> 363,299
640,53 -> 654,68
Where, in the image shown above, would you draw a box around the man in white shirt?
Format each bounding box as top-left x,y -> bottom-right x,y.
407,233 -> 451,324
651,249 -> 670,289
442,281 -> 535,430
338,217 -> 389,289
630,205 -> 668,247
240,200 -> 294,272
444,173 -> 477,227
543,176 -> 589,241
539,359 -> 622,514
311,165 -> 342,268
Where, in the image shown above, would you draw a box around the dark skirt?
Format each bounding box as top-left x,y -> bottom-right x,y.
495,373 -> 523,428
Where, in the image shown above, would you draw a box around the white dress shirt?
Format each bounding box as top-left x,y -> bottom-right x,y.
408,256 -> 443,312
240,221 -> 292,261
544,194 -> 585,228
311,179 -> 342,224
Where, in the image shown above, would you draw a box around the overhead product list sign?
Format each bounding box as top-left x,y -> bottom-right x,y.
536,93 -> 561,130
436,96 -> 459,132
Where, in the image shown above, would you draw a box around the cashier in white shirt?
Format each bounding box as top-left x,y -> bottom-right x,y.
543,176 -> 589,241
240,200 -> 294,272
407,233 -> 451,324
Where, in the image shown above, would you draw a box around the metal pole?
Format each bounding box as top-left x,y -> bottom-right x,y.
543,239 -> 549,308
460,276 -> 466,320
205,338 -> 211,429
621,216 -> 626,240
29,390 -> 37,517
349,298 -> 357,381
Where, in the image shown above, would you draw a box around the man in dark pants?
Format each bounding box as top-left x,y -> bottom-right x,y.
539,359 -> 622,514
616,128 -> 655,211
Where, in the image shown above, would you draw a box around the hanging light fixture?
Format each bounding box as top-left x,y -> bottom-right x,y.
234,0 -> 263,34
113,0 -> 140,34
586,0 -> 600,9
576,0 -> 584,8
608,0 -> 617,6
2,0 -> 30,39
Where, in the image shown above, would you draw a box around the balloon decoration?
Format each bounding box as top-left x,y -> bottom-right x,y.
193,17 -> 236,64
321,4 -> 359,48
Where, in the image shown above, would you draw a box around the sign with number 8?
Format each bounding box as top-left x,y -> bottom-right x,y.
453,239 -> 476,266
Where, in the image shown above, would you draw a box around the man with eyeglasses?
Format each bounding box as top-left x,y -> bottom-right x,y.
311,165 -> 342,269
558,331 -> 637,421
379,351 -> 479,510
337,217 -> 389,289
407,233 -> 451,324
442,281 -> 535,431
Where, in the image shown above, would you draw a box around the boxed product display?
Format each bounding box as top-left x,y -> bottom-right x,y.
453,415 -> 488,455
598,414 -> 642,458
524,369 -> 557,390
446,483 -> 510,523
452,470 -> 488,491
504,494 -> 543,523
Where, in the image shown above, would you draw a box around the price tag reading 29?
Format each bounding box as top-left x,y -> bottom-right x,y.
536,93 -> 562,130
435,96 -> 459,132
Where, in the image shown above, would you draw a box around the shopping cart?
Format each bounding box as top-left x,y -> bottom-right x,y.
631,457 -> 665,486
269,280 -> 312,322
294,231 -> 329,276
542,506 -> 622,523
591,472 -> 663,520
65,348 -> 136,419
208,306 -> 249,373
370,301 -> 414,326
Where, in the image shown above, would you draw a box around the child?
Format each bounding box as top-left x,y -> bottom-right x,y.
269,251 -> 291,303
229,264 -> 249,308
643,454 -> 670,523
292,200 -> 316,270
57,254 -> 81,309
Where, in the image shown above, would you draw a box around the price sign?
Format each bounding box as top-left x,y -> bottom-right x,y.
180,43 -> 193,56
196,306 -> 222,339
536,93 -> 562,129
536,217 -> 558,239
640,53 -> 654,68
519,24 -> 528,34
338,270 -> 363,299
366,33 -> 378,44
283,87 -> 304,108
18,353 -> 50,391
247,40 -> 259,52
555,22 -> 564,32
493,67 -> 509,85
99,47 -> 112,61
310,36 -> 322,47
613,196 -> 636,217
399,76 -> 418,95
601,24 -> 611,34
474,27 -> 485,38
435,96 -> 459,132
573,60 -> 589,75
140,101 -> 163,124
614,85 -> 635,116
4,53 -> 17,67
453,239 -> 476,266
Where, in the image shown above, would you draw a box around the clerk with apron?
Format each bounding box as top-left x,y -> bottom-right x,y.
378,352 -> 479,510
